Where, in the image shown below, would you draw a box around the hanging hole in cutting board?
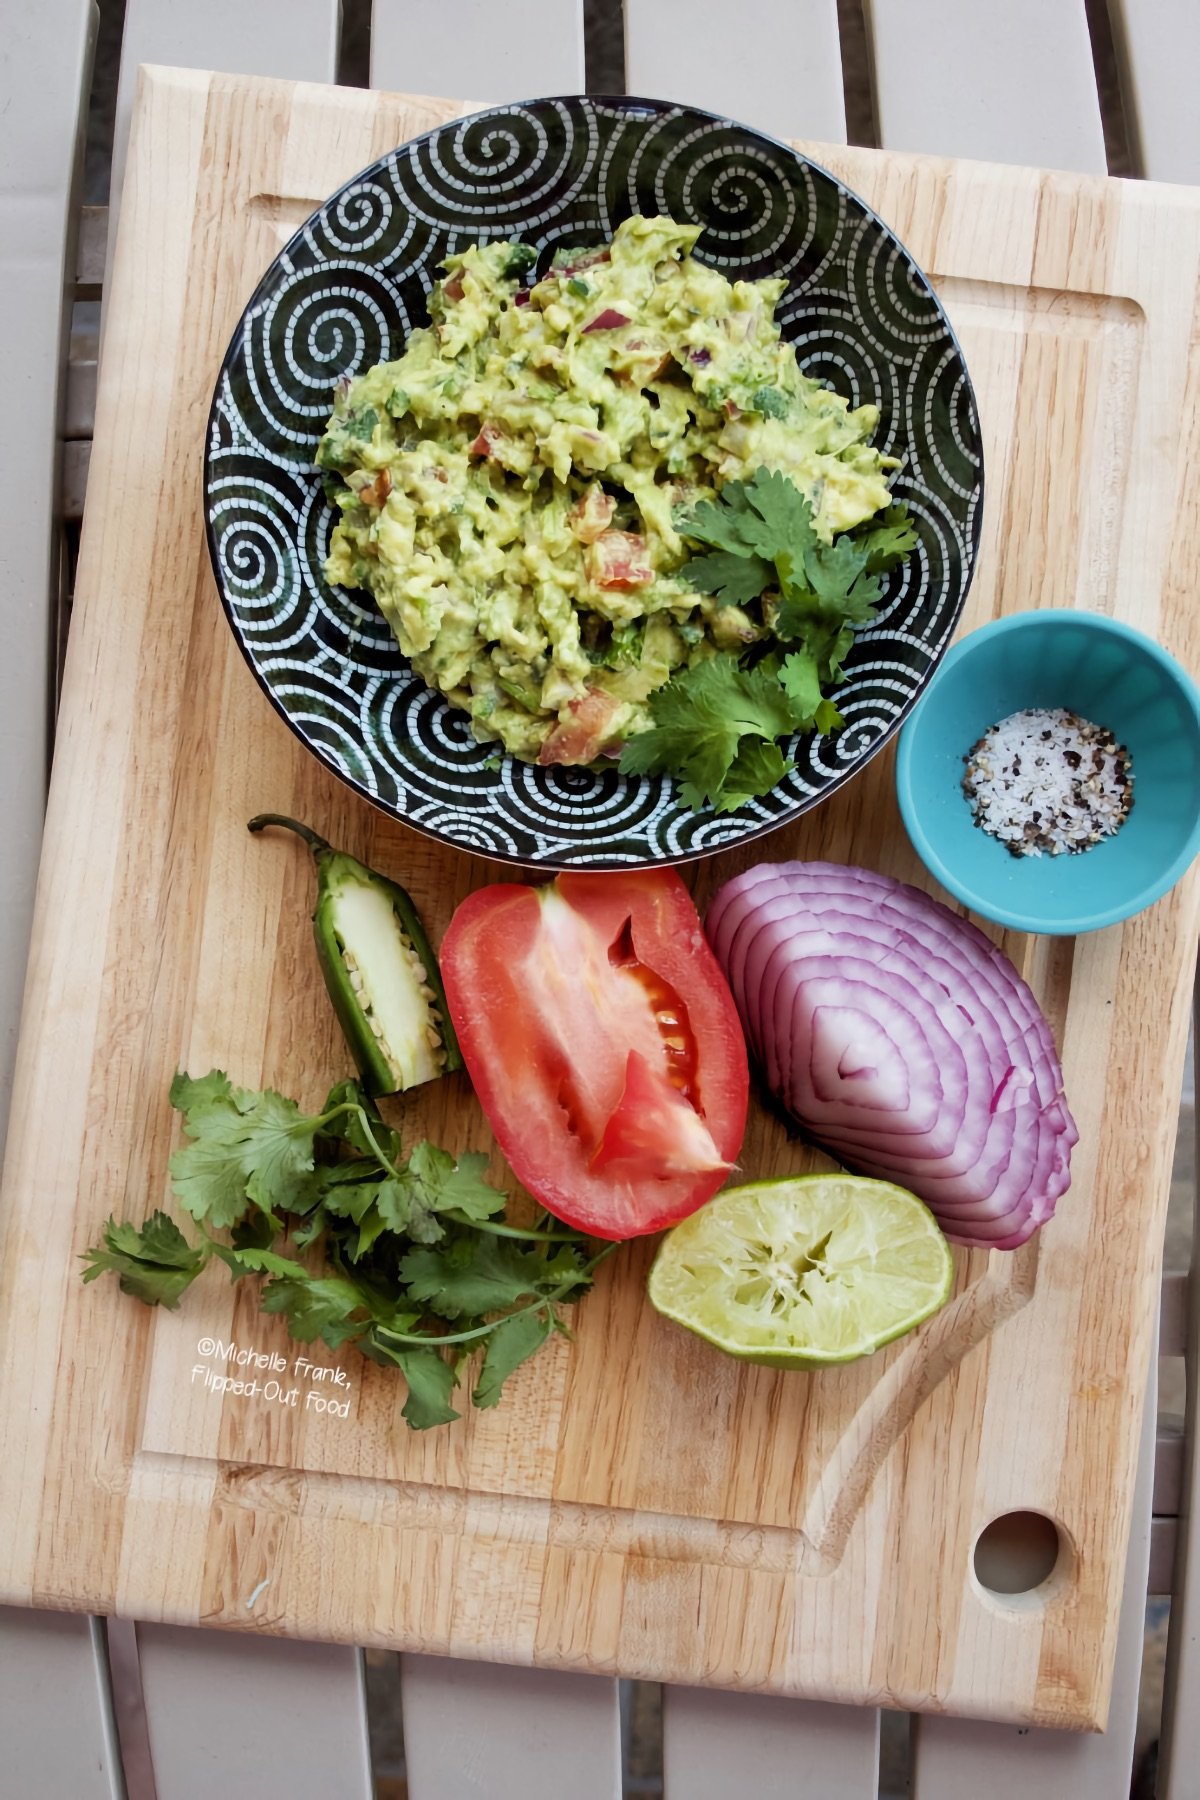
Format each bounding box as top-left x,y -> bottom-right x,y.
973,1510 -> 1072,1607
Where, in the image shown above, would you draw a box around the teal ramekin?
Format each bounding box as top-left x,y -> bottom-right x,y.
895,610 -> 1200,935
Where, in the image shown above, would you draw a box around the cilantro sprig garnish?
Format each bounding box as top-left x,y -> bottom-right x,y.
619,468 -> 917,811
82,1070 -> 613,1429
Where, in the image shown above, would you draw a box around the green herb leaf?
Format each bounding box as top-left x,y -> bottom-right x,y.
751,386 -> 789,419
472,1307 -> 552,1409
231,1210 -> 278,1252
345,406 -> 378,442
168,1078 -> 324,1231
258,1269 -> 370,1348
694,738 -> 792,814
679,549 -> 774,607
223,1246 -> 313,1280
392,1347 -> 460,1430
502,243 -> 538,282
81,1212 -> 209,1309
374,1144 -> 505,1244
785,533 -> 881,622
855,503 -> 919,573
398,1235 -> 547,1321
87,1066 -> 602,1432
169,1069 -> 234,1115
778,649 -> 823,725
619,656 -> 797,810
567,277 -> 590,298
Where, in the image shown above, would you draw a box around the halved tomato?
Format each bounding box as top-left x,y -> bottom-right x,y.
440,871 -> 748,1239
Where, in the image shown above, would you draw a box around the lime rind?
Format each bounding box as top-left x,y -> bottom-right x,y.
648,1174 -> 954,1368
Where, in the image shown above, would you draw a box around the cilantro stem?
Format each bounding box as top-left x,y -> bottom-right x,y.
315,1102 -> 404,1180
442,1211 -> 588,1243
370,1241 -> 621,1349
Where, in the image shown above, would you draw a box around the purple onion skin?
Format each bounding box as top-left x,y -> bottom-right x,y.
706,862 -> 1077,1251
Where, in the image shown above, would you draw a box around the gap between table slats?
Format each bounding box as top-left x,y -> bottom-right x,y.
1103,0 -> 1200,181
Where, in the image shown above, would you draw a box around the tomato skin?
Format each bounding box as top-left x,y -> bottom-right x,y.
441,871 -> 749,1239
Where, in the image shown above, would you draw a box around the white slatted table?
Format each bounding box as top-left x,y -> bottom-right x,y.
1,2 -> 1196,1795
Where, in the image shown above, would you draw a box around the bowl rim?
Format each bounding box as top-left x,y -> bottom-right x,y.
895,607 -> 1200,934
203,91 -> 985,870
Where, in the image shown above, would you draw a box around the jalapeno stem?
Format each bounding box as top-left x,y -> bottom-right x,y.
248,814 -> 331,857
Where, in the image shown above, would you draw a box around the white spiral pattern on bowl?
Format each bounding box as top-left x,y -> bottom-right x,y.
204,96 -> 982,869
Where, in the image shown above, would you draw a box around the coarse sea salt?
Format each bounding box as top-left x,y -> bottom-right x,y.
962,707 -> 1133,858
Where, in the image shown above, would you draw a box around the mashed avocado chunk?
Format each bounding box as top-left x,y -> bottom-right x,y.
318,215 -> 903,770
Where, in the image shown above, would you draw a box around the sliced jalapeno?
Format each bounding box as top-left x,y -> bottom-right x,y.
248,814 -> 462,1097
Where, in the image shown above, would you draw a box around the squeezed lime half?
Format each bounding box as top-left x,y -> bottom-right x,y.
648,1174 -> 954,1368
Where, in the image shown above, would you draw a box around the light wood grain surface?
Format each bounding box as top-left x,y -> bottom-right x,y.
1,67 -> 1197,1731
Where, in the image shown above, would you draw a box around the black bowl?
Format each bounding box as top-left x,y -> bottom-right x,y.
205,95 -> 982,868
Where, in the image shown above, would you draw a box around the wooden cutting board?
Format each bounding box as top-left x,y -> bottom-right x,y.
1,65 -> 1197,1731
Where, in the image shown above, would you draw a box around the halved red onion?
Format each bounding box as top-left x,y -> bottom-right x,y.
706,863 -> 1078,1250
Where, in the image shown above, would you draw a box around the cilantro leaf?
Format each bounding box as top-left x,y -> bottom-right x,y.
320,1175 -> 382,1228
345,407 -> 378,442
393,1348 -> 460,1430
502,243 -> 538,281
168,1080 -> 324,1231
855,503 -> 919,573
81,1212 -> 209,1309
799,537 -> 882,622
697,739 -> 792,814
258,1269 -> 370,1348
814,696 -> 845,734
87,1067 -> 602,1432
397,1236 -> 550,1321
679,550 -> 773,607
680,466 -> 815,562
535,1245 -> 594,1297
472,1308 -> 553,1410
232,1210 -> 278,1252
751,386 -> 789,419
372,1144 -> 505,1244
169,1069 -> 233,1114
168,1130 -> 258,1231
619,657 -> 796,810
778,650 -> 823,725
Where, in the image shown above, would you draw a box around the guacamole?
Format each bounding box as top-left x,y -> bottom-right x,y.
318,216 -> 900,766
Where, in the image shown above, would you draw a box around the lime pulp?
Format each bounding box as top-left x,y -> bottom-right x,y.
648,1173 -> 954,1368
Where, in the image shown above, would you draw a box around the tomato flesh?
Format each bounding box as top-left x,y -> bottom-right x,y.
440,871 -> 748,1238
586,530 -> 653,590
537,688 -> 622,766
